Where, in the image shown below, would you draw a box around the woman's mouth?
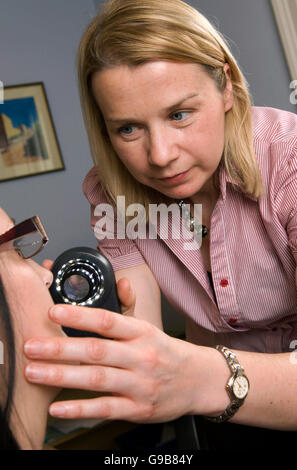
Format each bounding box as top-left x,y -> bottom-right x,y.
158,169 -> 191,185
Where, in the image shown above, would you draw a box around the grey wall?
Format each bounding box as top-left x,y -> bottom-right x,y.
93,0 -> 296,113
0,0 -> 98,264
185,0 -> 296,113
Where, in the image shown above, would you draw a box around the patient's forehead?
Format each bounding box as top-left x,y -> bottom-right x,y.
0,207 -> 14,235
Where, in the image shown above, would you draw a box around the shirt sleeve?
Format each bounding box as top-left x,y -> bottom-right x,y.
274,141 -> 297,264
82,166 -> 146,271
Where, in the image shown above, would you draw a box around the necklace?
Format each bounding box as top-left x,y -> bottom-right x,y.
177,199 -> 209,238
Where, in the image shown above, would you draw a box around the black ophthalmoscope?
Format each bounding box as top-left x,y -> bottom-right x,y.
49,247 -> 121,338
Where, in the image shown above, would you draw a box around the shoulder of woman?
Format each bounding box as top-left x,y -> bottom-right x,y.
252,106 -> 297,146
82,166 -> 108,205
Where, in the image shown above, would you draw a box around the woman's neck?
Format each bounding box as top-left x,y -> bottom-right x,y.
189,178 -> 220,207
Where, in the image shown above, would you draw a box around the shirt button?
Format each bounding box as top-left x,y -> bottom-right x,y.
228,318 -> 238,325
220,279 -> 229,287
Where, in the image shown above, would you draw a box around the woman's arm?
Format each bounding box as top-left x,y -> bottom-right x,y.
204,268 -> 297,430
223,349 -> 297,430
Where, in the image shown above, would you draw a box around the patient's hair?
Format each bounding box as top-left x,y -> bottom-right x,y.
0,275 -> 20,449
77,0 -> 263,218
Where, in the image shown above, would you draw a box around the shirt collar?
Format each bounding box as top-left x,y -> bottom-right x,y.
219,165 -> 258,202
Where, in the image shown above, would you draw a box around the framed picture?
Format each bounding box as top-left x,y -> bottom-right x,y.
0,82 -> 64,182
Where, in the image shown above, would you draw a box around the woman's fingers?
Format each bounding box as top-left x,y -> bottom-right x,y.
25,362 -> 135,395
24,336 -> 140,368
49,396 -> 152,422
47,303 -> 150,340
42,259 -> 54,270
116,277 -> 136,315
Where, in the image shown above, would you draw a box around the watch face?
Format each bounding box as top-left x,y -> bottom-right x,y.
233,375 -> 249,399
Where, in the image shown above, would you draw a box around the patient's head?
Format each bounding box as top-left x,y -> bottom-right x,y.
0,208 -> 62,341
0,207 -> 64,449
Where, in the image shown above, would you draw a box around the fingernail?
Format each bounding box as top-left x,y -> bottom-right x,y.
24,341 -> 44,357
49,306 -> 65,320
25,365 -> 45,380
49,404 -> 67,418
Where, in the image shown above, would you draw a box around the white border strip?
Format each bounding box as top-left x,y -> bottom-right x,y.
270,0 -> 297,81
0,340 -> 3,365
0,81 -> 3,104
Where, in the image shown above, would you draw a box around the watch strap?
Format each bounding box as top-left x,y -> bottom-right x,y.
205,345 -> 249,424
218,345 -> 242,374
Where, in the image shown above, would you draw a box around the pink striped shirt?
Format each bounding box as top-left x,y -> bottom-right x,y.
83,107 -> 297,353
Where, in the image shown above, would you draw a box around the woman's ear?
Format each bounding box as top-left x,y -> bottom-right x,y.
223,63 -> 234,112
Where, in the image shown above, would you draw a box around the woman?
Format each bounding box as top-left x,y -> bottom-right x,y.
0,208 -> 64,449
24,0 -> 297,447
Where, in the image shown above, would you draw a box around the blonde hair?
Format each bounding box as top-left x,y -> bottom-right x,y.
78,0 -> 263,214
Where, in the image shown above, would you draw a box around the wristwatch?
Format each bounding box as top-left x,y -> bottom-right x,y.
206,345 -> 250,423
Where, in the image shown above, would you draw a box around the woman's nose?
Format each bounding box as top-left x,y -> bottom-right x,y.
147,126 -> 179,167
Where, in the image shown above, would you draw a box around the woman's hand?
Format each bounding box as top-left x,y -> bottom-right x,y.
23,277 -> 206,423
42,259 -> 54,271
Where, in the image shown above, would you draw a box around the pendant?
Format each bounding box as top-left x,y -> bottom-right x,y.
177,200 -> 209,238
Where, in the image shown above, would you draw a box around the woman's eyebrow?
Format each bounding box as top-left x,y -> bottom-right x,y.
164,92 -> 199,113
106,92 -> 199,124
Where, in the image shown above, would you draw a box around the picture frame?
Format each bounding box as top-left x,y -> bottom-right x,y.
270,0 -> 297,82
0,82 -> 64,182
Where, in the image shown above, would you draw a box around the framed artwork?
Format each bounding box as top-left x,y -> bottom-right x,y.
270,0 -> 297,82
0,82 -> 64,182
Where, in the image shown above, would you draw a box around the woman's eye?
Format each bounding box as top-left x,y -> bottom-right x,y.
119,125 -> 137,135
171,111 -> 189,121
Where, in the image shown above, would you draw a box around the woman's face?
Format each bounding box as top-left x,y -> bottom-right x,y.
92,60 -> 233,201
0,208 -> 63,345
